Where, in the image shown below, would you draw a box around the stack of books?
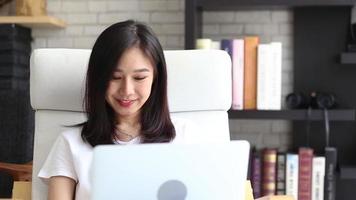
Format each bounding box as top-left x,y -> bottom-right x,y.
249,147 -> 337,200
196,37 -> 282,111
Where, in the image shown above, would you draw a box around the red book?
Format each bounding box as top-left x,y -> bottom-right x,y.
298,147 -> 314,200
262,148 -> 277,196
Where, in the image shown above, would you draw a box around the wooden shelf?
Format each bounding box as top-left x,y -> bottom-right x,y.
228,109 -> 356,121
341,52 -> 356,64
0,16 -> 66,28
198,0 -> 356,11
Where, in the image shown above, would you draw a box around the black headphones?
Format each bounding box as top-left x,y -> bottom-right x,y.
286,92 -> 336,109
286,92 -> 335,147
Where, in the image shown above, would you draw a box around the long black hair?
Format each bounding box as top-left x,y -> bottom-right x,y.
81,20 -> 175,147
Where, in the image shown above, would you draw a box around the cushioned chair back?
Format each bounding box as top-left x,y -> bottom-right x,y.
30,49 -> 232,199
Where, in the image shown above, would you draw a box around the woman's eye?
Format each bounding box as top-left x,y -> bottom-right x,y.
134,77 -> 146,81
112,76 -> 122,80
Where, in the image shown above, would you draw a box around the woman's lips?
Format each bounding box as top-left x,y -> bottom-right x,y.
118,99 -> 134,107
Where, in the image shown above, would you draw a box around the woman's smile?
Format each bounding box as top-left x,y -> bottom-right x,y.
117,99 -> 135,108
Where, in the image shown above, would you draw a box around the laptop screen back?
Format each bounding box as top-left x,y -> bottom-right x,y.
91,140 -> 250,200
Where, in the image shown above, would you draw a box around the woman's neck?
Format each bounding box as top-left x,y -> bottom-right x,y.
115,115 -> 141,142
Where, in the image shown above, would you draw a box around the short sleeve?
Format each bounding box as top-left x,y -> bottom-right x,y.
38,133 -> 78,183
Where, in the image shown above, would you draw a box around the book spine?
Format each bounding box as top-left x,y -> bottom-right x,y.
262,148 -> 277,196
324,147 -> 337,200
276,153 -> 286,195
312,156 -> 326,200
269,42 -> 282,110
221,39 -> 233,57
195,38 -> 212,49
231,39 -> 244,110
257,42 -> 282,110
286,154 -> 298,200
243,36 -> 259,110
298,147 -> 314,200
251,151 -> 262,198
211,41 -> 221,50
257,43 -> 272,110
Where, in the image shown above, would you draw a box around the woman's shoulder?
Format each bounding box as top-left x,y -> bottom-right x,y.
59,126 -> 86,145
58,126 -> 93,152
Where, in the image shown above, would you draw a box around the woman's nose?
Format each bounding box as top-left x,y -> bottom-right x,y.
119,78 -> 134,96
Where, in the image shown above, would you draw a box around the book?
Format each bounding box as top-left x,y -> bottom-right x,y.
298,147 -> 313,200
257,42 -> 282,110
251,150 -> 262,198
276,153 -> 286,195
285,153 -> 298,200
257,43 -> 272,110
261,148 -> 277,196
221,39 -> 233,56
211,41 -> 221,50
269,42 -> 282,110
324,147 -> 337,200
195,38 -> 212,49
231,39 -> 244,110
243,36 -> 259,110
312,156 -> 325,200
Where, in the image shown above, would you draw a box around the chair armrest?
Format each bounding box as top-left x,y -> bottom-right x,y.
0,161 -> 32,181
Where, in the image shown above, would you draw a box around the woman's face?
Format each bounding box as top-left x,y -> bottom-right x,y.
106,47 -> 155,121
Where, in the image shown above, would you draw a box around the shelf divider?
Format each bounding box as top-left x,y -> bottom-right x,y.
228,109 -> 355,121
341,52 -> 356,64
198,0 -> 356,11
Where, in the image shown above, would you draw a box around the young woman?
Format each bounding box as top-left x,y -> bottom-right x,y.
38,20 -> 198,200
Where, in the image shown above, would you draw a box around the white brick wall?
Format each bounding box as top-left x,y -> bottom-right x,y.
34,0 -> 185,49
0,0 -> 293,150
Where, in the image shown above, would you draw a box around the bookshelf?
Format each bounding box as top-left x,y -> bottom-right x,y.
185,0 -> 356,199
228,109 -> 356,121
191,0 -> 356,11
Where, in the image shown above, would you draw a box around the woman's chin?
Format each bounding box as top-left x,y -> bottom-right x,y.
116,110 -> 140,118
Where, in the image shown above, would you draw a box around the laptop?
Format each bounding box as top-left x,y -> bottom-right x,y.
90,140 -> 250,200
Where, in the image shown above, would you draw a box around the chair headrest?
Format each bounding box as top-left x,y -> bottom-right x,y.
30,49 -> 231,112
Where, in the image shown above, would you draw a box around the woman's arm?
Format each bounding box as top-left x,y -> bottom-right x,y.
48,176 -> 76,200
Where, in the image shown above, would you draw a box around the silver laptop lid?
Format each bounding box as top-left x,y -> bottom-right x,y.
91,140 -> 250,200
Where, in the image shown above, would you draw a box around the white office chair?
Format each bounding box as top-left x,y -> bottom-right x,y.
29,48 -> 232,199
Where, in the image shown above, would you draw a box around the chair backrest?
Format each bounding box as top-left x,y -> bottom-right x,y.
30,48 -> 232,199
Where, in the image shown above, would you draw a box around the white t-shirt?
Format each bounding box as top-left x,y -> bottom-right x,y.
38,117 -> 199,200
